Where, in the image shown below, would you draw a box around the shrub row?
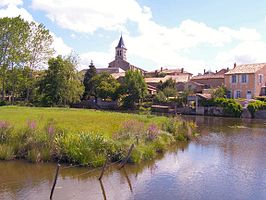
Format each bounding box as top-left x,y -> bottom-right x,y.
199,98 -> 243,117
247,100 -> 266,118
0,117 -> 197,166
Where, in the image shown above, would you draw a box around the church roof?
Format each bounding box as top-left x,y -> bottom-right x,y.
116,35 -> 126,48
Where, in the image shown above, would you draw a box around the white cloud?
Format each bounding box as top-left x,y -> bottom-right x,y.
31,0 -> 265,73
0,1 -> 33,21
0,0 -> 22,7
51,33 -> 72,56
215,41 -> 266,67
31,0 -> 151,34
79,51 -> 113,70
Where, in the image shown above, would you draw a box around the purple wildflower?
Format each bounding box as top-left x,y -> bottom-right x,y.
27,120 -> 37,130
147,124 -> 159,140
0,121 -> 9,129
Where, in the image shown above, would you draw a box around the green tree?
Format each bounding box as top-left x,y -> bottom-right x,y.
92,72 -> 120,101
121,70 -> 147,108
211,85 -> 228,99
157,78 -> 176,91
83,61 -> 97,99
25,22 -> 54,101
162,87 -> 177,98
0,16 -> 29,103
39,55 -> 84,106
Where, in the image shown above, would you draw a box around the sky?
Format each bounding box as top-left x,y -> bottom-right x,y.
1,0 -> 266,74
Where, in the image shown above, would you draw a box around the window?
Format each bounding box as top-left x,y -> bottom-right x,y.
232,75 -> 237,83
241,74 -> 247,83
236,91 -> 241,98
258,74 -> 263,84
227,91 -> 232,98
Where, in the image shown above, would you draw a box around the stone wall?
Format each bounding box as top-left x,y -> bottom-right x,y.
254,110 -> 266,119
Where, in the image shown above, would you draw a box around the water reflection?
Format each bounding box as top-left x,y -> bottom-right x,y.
0,116 -> 266,200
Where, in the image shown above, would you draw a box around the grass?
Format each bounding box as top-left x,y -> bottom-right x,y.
0,106 -> 165,136
0,106 -> 197,166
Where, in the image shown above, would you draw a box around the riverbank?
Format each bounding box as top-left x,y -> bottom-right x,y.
0,106 -> 197,166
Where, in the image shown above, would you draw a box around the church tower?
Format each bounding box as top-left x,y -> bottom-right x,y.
115,35 -> 127,61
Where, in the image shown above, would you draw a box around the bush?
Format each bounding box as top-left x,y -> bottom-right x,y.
200,98 -> 242,117
154,91 -> 167,103
0,121 -> 13,143
214,98 -> 242,117
247,100 -> 266,118
162,117 -> 196,141
0,100 -> 8,106
0,144 -> 15,160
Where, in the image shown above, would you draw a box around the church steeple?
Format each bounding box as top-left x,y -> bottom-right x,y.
115,35 -> 127,61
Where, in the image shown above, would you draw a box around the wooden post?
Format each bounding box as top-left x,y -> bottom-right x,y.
99,179 -> 107,200
136,135 -> 139,145
98,157 -> 109,180
119,144 -> 134,169
50,164 -> 60,200
123,168 -> 133,192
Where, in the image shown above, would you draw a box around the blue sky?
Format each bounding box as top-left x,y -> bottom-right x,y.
1,0 -> 266,74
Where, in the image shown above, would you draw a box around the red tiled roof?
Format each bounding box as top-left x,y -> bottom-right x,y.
145,74 -> 190,83
191,74 -> 224,80
146,68 -> 192,75
225,63 -> 266,74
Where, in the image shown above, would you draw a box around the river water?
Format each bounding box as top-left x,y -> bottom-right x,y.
0,116 -> 266,200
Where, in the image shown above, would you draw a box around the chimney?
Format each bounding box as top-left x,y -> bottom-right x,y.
204,69 -> 206,74
161,67 -> 163,72
227,67 -> 229,71
181,68 -> 184,73
215,70 -> 217,73
234,62 -> 237,68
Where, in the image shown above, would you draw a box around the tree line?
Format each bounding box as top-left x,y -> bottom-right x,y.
0,16 -> 148,108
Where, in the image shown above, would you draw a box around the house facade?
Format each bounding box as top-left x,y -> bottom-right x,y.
191,69 -> 228,88
224,63 -> 266,99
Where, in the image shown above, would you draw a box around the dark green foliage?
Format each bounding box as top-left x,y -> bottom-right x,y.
120,70 -> 147,108
157,78 -> 176,91
0,16 -> 30,103
0,16 -> 53,104
200,98 -> 243,117
39,56 -> 84,106
211,85 -> 228,98
83,61 -> 97,99
247,100 -> 266,118
214,98 -> 242,117
92,72 -> 120,101
154,91 -> 167,103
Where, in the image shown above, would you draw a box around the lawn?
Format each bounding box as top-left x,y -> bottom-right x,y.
0,106 -> 195,165
0,106 -> 165,136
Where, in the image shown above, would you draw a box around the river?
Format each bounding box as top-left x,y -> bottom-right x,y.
0,116 -> 266,200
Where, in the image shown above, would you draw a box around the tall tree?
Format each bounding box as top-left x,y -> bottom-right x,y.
25,22 -> 54,101
83,60 -> 97,99
121,70 -> 147,108
0,16 -> 29,103
39,55 -> 84,106
92,72 -> 120,101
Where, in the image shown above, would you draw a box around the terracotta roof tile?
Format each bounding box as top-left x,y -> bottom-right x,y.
145,74 -> 190,83
225,63 -> 266,74
191,74 -> 224,80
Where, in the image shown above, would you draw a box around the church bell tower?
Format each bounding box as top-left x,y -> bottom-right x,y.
115,35 -> 127,61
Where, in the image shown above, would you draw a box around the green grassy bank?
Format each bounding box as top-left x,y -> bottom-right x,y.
0,106 -> 196,166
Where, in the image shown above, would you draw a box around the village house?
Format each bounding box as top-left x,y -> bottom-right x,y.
145,73 -> 191,88
190,68 -> 229,89
224,63 -> 266,99
145,67 -> 192,77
